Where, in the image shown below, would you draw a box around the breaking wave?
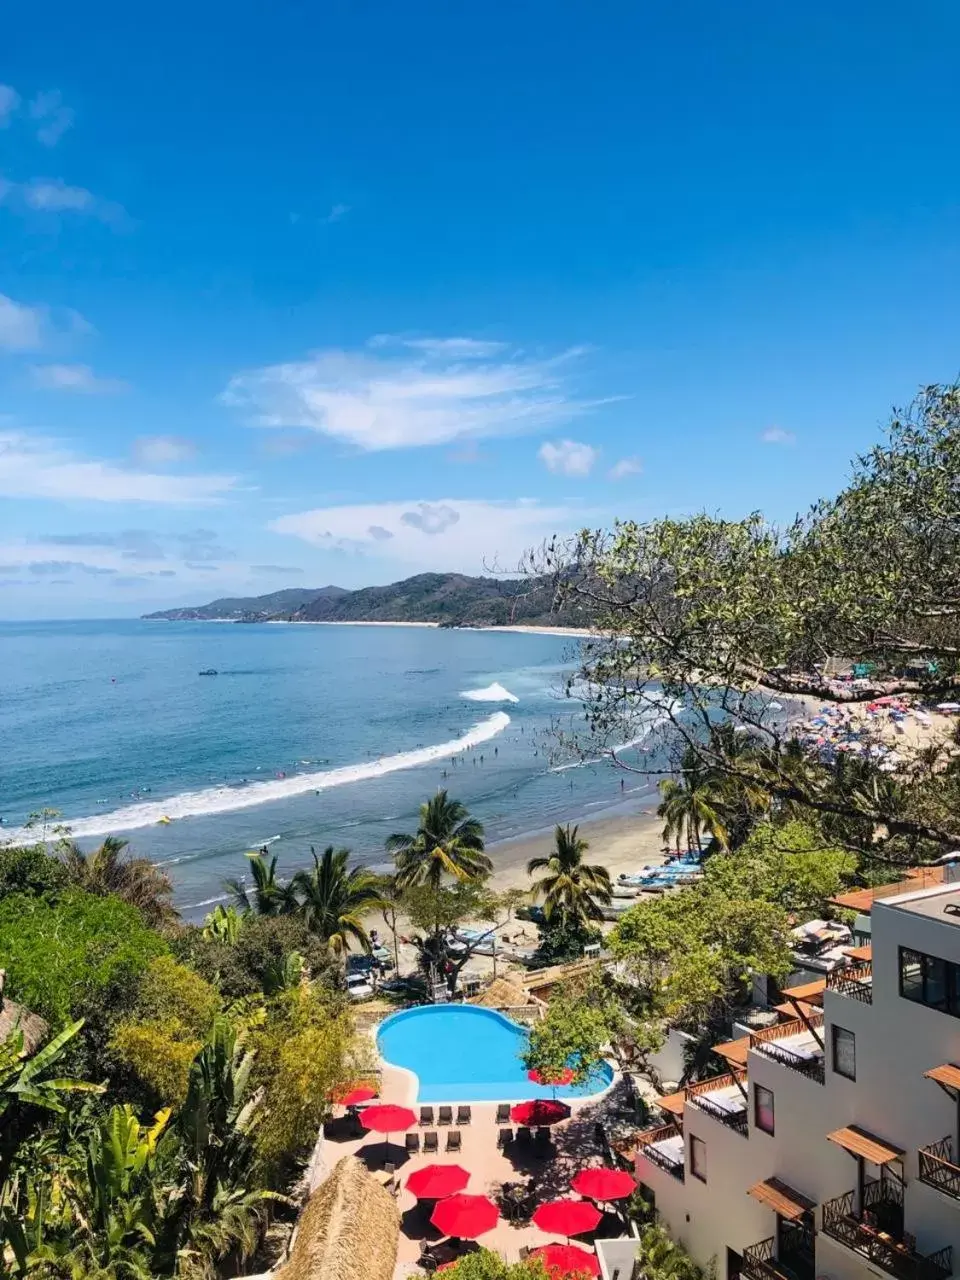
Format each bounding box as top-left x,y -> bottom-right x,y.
461,683 -> 519,704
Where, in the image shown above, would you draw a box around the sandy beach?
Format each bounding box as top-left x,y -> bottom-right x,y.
264,619 -> 595,638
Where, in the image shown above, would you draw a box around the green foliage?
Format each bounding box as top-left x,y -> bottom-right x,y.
224,850 -> 298,917
387,791 -> 491,913
62,836 -> 176,928
524,981 -> 612,1083
174,913 -> 338,1000
527,824 -> 612,926
531,914 -> 601,966
0,890 -> 167,1028
632,1221 -> 710,1279
0,843 -> 67,899
704,820 -> 856,916
418,1251 -> 551,1279
292,845 -> 388,954
201,904 -> 244,944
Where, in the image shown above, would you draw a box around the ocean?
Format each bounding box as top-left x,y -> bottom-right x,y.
0,620 -> 660,917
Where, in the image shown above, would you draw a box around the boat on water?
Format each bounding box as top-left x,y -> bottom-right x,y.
198,668 -> 218,676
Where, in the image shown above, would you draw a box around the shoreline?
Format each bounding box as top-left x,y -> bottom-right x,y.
263,620 -> 595,638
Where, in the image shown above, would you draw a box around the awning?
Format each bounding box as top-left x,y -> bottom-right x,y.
924,1063 -> 960,1092
780,979 -> 826,1007
774,999 -> 819,1019
748,1177 -> 816,1220
827,1125 -> 904,1165
714,1037 -> 749,1068
657,1090 -> 686,1117
844,944 -> 872,962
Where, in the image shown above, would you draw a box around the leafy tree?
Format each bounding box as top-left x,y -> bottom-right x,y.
524,981 -> 612,1084
530,914 -> 601,967
527,824 -> 612,926
0,843 -> 67,899
417,1252 -> 552,1279
175,913 -> 338,1001
202,904 -> 245,944
399,881 -> 511,998
61,836 -> 176,928
291,845 -> 387,955
632,1222 -> 710,1279
224,850 -> 298,917
387,791 -> 491,933
702,820 -> 856,916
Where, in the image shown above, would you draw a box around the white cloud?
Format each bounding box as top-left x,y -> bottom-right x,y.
132,435 -> 197,466
0,178 -> 126,225
322,202 -> 350,223
223,336 -> 592,451
271,497 -> 589,574
0,85 -> 20,127
29,91 -> 75,147
30,363 -> 127,394
0,294 -> 44,351
538,438 -> 598,477
0,431 -> 236,504
760,427 -> 796,446
608,456 -> 643,479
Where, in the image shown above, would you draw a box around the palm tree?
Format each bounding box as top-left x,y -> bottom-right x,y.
387,791 -> 490,896
657,746 -> 730,853
527,824 -> 612,926
292,847 -> 387,956
223,850 -> 297,917
62,837 -> 175,927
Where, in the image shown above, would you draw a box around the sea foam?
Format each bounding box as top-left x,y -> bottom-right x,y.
22,712 -> 511,840
461,683 -> 519,703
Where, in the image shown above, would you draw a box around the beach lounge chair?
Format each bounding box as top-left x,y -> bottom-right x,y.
423,1131 -> 438,1153
456,1105 -> 471,1125
405,1132 -> 420,1155
446,1129 -> 462,1152
419,1243 -> 439,1274
419,1106 -> 434,1127
516,1125 -> 532,1144
495,1103 -> 510,1124
438,1106 -> 453,1126
535,1126 -> 552,1149
497,1127 -> 513,1148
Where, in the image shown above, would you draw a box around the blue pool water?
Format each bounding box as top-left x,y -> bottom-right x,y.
377,1005 -> 614,1103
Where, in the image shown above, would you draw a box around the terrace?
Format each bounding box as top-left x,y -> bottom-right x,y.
919,1136 -> 960,1201
821,1179 -> 952,1280
748,1014 -> 825,1084
633,1123 -> 685,1182
742,1181 -> 816,1280
825,960 -> 874,1003
657,1070 -> 749,1137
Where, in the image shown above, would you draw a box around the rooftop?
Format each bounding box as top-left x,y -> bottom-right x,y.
829,866 -> 946,914
882,882 -> 960,925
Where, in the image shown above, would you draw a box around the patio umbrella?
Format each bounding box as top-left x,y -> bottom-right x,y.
359,1103 -> 417,1160
430,1193 -> 500,1240
406,1164 -> 470,1200
528,1067 -> 575,1086
531,1242 -> 601,1277
532,1199 -> 602,1239
510,1099 -> 571,1127
338,1084 -> 378,1107
570,1168 -> 636,1203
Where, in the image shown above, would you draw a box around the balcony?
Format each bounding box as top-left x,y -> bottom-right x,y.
634,1123 -> 685,1182
749,1015 -> 825,1084
919,1136 -> 960,1201
826,960 -> 874,1003
822,1182 -> 952,1280
741,1232 -> 814,1280
686,1073 -> 749,1137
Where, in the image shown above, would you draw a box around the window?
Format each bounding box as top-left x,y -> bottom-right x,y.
754,1084 -> 775,1135
690,1134 -> 707,1182
899,946 -> 960,1016
832,1025 -> 856,1080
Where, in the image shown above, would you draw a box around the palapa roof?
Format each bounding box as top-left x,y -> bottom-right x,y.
274,1156 -> 399,1280
468,977 -> 531,1008
0,998 -> 48,1054
522,958 -> 598,997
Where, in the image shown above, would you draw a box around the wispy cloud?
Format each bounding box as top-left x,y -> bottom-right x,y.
0,85 -> 20,127
30,363 -> 128,394
223,335 -> 594,451
271,497 -> 590,573
538,438 -> 598,477
132,435 -> 197,466
0,294 -> 44,351
0,431 -> 236,504
29,91 -> 75,147
322,202 -> 350,224
253,564 -> 304,575
1,178 -> 127,226
760,427 -> 796,446
608,455 -> 643,479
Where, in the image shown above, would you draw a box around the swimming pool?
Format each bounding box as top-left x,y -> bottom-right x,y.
377,1005 -> 614,1103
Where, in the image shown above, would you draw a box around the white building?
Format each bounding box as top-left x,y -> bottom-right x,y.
630,876 -> 960,1280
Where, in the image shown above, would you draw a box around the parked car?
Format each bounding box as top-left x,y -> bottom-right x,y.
346,972 -> 375,1001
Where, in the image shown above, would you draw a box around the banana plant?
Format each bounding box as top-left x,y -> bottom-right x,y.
0,1020 -> 103,1120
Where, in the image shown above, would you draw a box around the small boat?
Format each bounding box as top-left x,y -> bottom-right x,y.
198,668 -> 218,676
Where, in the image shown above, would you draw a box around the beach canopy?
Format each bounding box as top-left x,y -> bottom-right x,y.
570,1168 -> 636,1202
510,1099 -> 571,1126
532,1199 -> 602,1238
430,1193 -> 500,1240
532,1242 -> 601,1276
406,1164 -> 470,1200
528,1067 -> 575,1087
337,1085 -> 377,1107
359,1104 -> 417,1135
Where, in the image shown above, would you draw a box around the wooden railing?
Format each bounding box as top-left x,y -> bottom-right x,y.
742,1237 -> 781,1280
634,1123 -> 684,1181
822,1187 -> 951,1280
750,1014 -> 825,1083
919,1136 -> 960,1201
690,1090 -> 749,1136
826,961 -> 874,1003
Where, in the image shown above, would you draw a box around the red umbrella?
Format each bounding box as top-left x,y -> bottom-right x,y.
570,1168 -> 636,1202
430,1193 -> 500,1240
510,1099 -> 571,1127
406,1164 -> 470,1200
359,1103 -> 417,1158
532,1199 -> 602,1238
338,1085 -> 377,1107
528,1067 -> 575,1087
532,1243 -> 601,1277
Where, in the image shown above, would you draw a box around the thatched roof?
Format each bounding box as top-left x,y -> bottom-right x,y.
275,1156 -> 399,1280
0,998 -> 48,1054
468,977 -> 531,1009
522,958 -> 598,999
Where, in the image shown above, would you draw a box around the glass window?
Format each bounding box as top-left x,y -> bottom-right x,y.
754,1085 -> 775,1135
690,1134 -> 707,1182
832,1025 -> 856,1080
924,955 -> 948,1010
900,948 -> 923,1002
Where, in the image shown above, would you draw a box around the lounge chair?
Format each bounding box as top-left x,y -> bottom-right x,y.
516,1125 -> 532,1144
419,1106 -> 434,1127
423,1130 -> 438,1153
456,1105 -> 471,1126
535,1126 -> 552,1145
497,1127 -> 513,1148
419,1242 -> 439,1274
446,1129 -> 462,1152
405,1132 -> 420,1155
495,1103 -> 511,1124
438,1106 -> 453,1126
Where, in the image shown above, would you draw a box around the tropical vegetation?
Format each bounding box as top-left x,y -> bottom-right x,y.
527,824 -> 612,926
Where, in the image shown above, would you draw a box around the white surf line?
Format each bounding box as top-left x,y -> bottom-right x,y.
460,682 -> 520,703
10,712 -> 511,841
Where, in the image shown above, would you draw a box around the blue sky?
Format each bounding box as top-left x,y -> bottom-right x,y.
3,1 -> 960,618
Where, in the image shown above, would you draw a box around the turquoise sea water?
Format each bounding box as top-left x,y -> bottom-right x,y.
0,620 -> 658,916
377,1005 -> 614,1102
